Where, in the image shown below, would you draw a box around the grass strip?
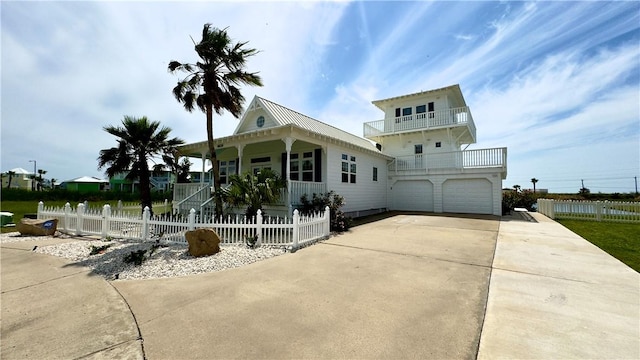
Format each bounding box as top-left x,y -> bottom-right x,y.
557,219 -> 640,273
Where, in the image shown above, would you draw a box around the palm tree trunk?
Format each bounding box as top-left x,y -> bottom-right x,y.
206,104 -> 223,216
139,152 -> 153,216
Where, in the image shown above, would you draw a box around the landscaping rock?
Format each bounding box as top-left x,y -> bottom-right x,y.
185,228 -> 221,257
16,218 -> 58,236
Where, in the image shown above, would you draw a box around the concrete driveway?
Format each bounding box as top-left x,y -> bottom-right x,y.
113,214 -> 499,359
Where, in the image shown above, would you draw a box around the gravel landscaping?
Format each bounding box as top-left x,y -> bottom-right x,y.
0,232 -> 287,281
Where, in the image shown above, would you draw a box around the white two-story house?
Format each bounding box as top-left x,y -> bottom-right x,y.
174,84 -> 507,217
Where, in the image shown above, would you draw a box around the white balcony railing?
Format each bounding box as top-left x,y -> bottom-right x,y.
389,147 -> 507,174
364,106 -> 476,140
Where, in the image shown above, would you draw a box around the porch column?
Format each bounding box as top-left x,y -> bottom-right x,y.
236,144 -> 244,174
200,152 -> 206,185
283,137 -> 296,215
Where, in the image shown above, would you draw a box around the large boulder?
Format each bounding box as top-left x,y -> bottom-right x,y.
16,218 -> 58,236
185,228 -> 221,257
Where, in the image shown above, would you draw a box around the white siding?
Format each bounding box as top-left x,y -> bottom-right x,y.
390,180 -> 434,212
381,129 -> 460,156
442,179 -> 493,214
326,144 -> 388,214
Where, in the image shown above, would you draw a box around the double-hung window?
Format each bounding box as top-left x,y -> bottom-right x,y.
290,152 -> 314,181
341,154 -> 356,183
219,160 -> 236,184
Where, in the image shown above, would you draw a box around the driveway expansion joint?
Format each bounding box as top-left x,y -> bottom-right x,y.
1,269 -> 92,294
73,338 -> 143,360
107,281 -> 147,360
322,242 -> 492,269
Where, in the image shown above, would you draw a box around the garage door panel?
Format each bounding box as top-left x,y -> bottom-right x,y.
443,179 -> 492,214
392,180 -> 434,212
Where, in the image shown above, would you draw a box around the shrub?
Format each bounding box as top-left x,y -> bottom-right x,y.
300,191 -> 351,232
502,189 -> 537,214
123,249 -> 147,266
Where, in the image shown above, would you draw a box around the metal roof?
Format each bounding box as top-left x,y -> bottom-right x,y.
371,84 -> 466,110
253,97 -> 381,152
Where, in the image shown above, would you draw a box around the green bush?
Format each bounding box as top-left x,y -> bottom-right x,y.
502,189 -> 538,214
0,188 -> 170,202
300,190 -> 351,232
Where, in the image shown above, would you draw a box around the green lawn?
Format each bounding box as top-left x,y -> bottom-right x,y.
557,219 -> 640,273
0,200 -> 170,233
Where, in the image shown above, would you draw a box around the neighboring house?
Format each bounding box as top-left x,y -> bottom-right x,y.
60,176 -> 109,192
174,84 -> 507,217
1,168 -> 34,190
109,172 -> 175,193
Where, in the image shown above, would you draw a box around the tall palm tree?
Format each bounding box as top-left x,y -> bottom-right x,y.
169,23 -> 263,216
98,116 -> 184,215
531,178 -> 539,193
36,169 -> 47,191
5,171 -> 15,188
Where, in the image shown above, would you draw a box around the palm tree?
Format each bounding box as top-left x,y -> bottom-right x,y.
36,169 -> 47,191
222,169 -> 286,219
5,171 -> 15,188
169,23 -> 263,216
513,184 -> 521,192
50,178 -> 57,189
98,116 -> 184,215
531,178 -> 539,193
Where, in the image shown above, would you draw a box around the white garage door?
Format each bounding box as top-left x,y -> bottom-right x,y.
391,180 -> 434,212
443,179 -> 493,214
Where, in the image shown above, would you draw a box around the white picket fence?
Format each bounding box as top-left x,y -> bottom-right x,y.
537,199 -> 640,223
37,202 -> 331,249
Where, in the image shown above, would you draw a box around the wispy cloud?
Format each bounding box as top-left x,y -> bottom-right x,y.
1,1 -> 638,192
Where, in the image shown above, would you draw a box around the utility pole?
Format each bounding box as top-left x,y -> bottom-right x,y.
635,176 -> 638,195
581,179 -> 584,189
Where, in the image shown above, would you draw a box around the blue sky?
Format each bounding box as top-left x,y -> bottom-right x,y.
2,1 -> 639,193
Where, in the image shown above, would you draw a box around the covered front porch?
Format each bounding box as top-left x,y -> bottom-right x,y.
174,131 -> 328,217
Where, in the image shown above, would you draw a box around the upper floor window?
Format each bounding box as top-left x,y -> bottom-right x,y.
415,144 -> 423,154
416,105 -> 426,114
435,142 -> 441,148
395,108 -> 401,117
373,167 -> 378,181
402,107 -> 412,116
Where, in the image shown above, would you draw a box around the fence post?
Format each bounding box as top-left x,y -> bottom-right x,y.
256,210 -> 263,246
549,199 -> 555,219
324,205 -> 330,236
595,201 -> 602,222
117,200 -> 123,211
76,203 -> 85,236
102,204 -> 111,239
37,201 -> 44,219
84,200 -> 89,210
188,208 -> 196,231
292,209 -> 299,249
164,199 -> 168,214
64,202 -> 71,233
142,206 -> 150,240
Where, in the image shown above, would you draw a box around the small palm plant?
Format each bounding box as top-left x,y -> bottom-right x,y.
222,169 -> 286,219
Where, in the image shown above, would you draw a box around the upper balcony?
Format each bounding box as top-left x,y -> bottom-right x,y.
364,106 -> 477,143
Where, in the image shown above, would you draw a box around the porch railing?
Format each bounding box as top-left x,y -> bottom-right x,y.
363,106 -> 476,139
389,147 -> 507,174
289,181 -> 327,205
37,202 -> 331,249
173,185 -> 210,215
